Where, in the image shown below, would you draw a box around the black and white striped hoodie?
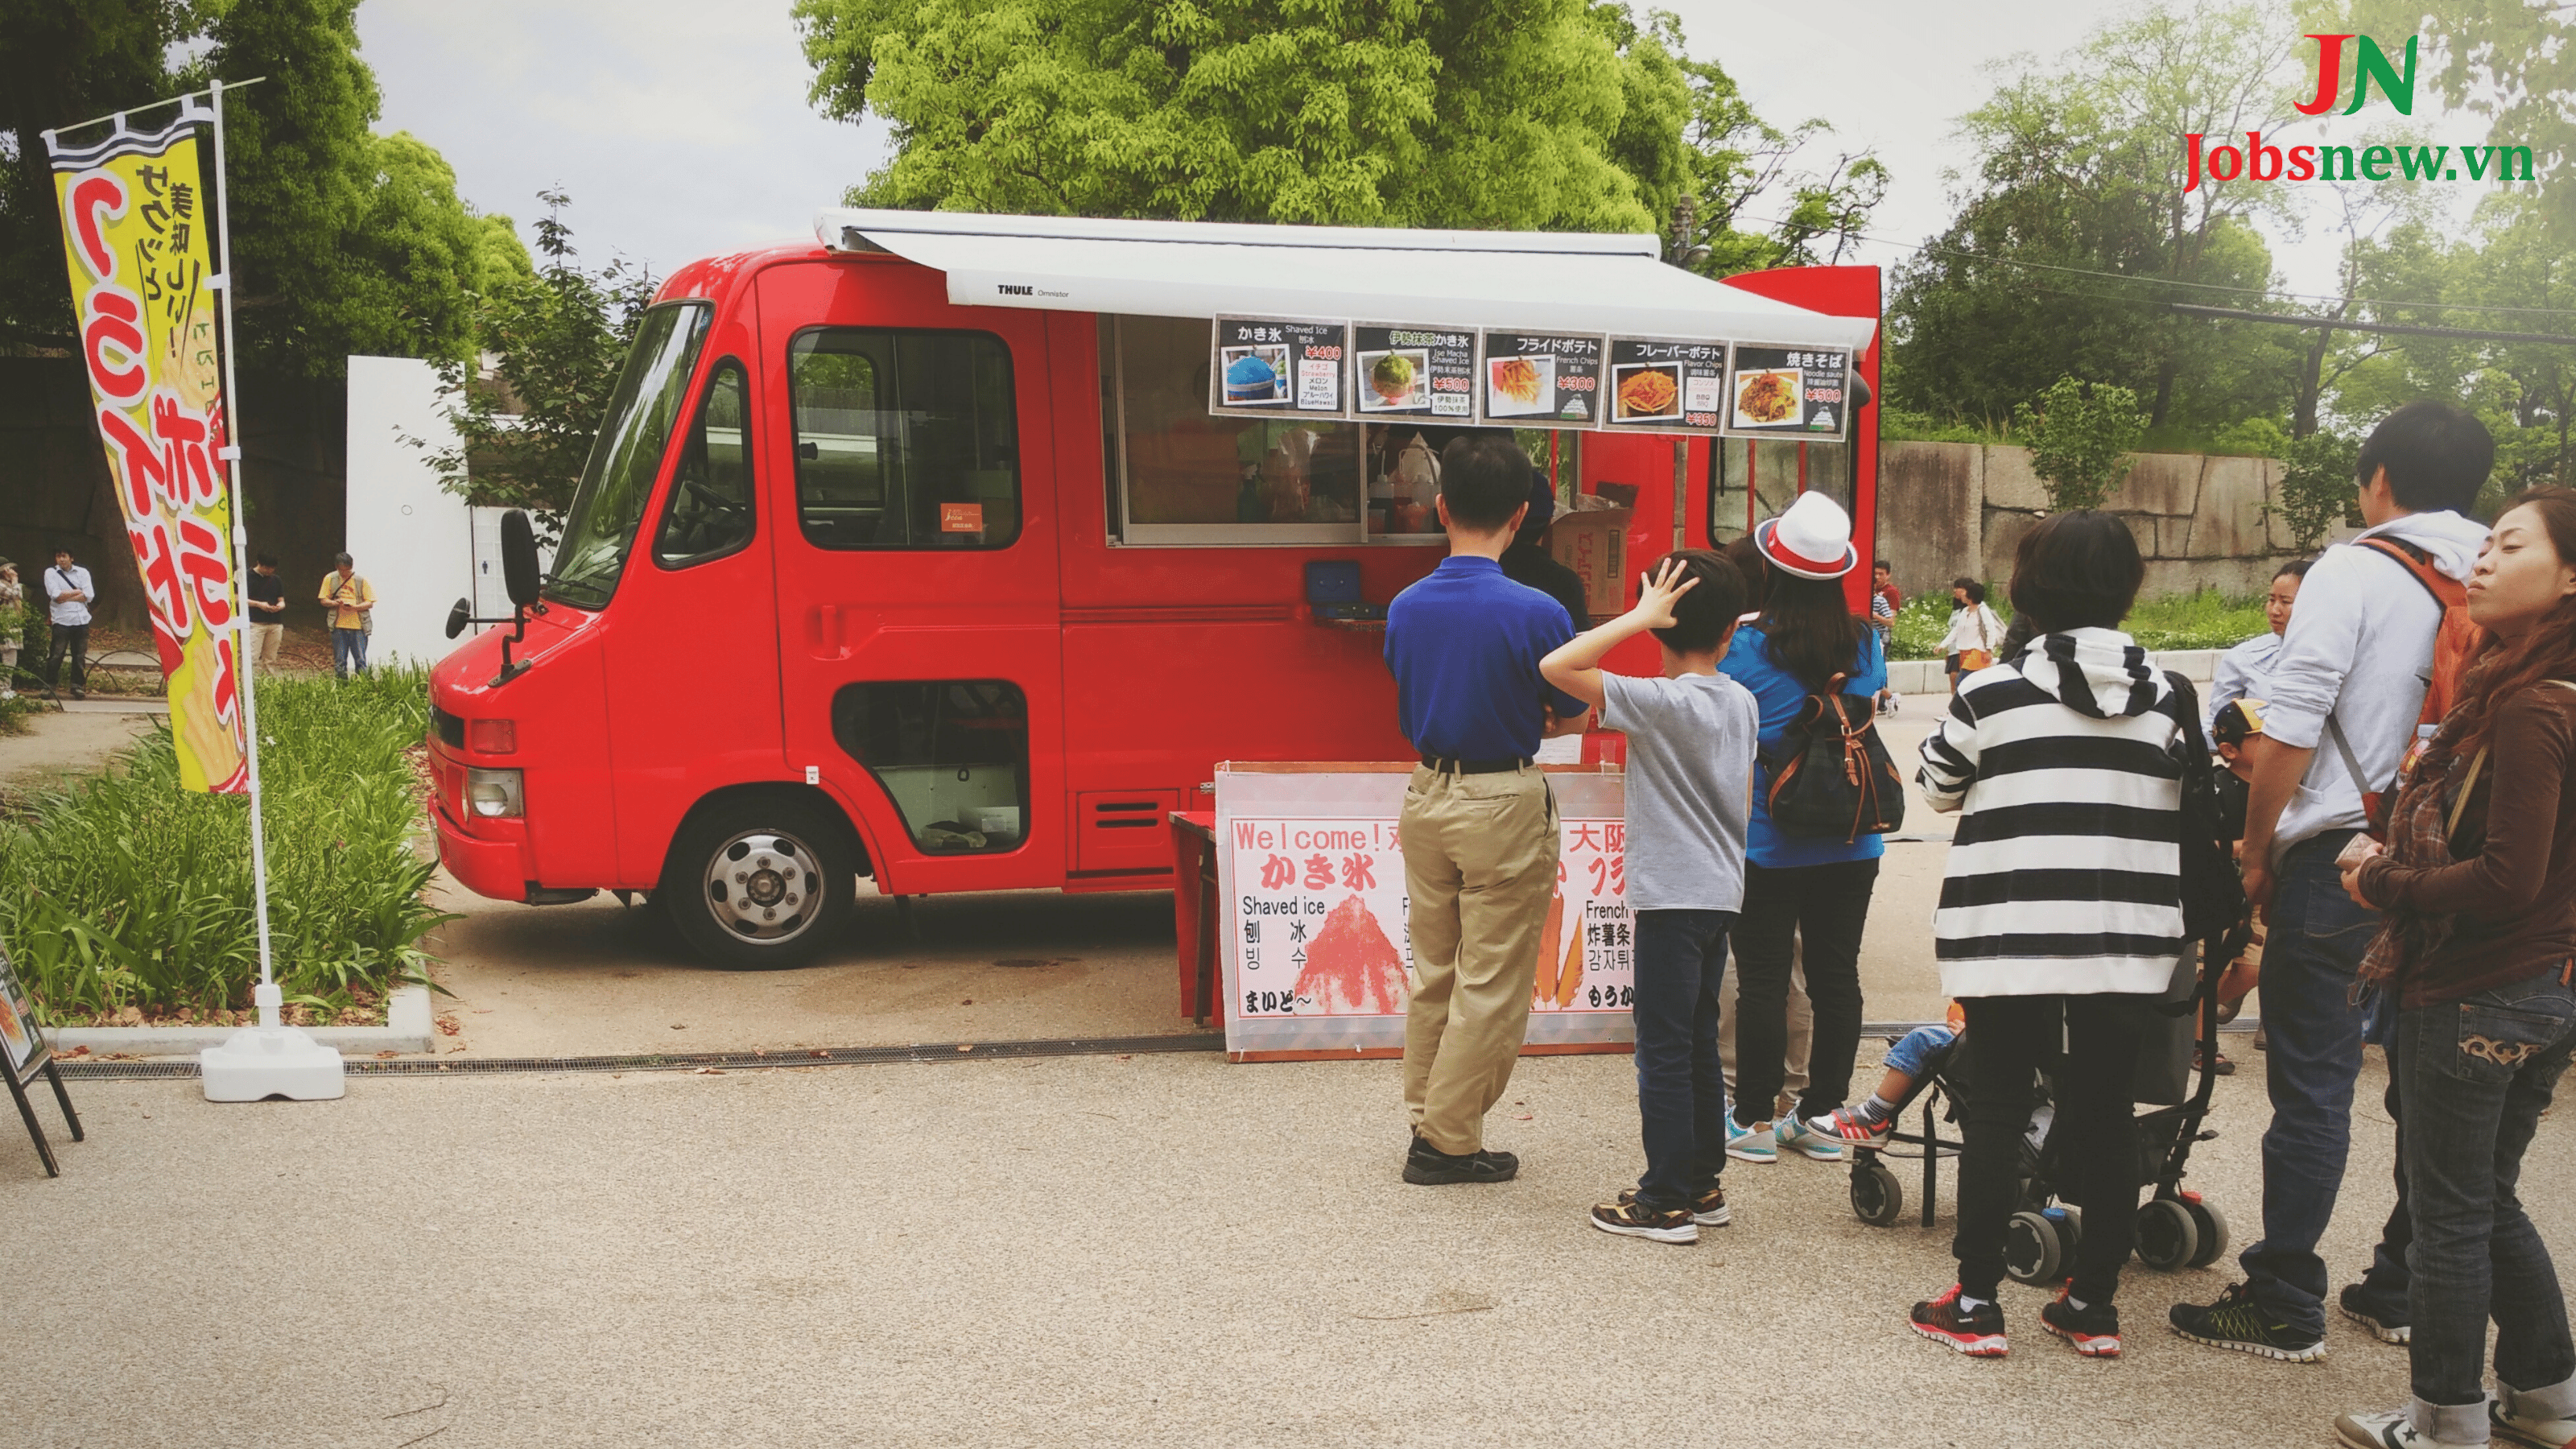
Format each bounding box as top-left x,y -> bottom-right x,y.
1918,628 -> 2189,997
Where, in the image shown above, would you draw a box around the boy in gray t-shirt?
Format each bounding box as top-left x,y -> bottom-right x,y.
1542,551 -> 1756,1245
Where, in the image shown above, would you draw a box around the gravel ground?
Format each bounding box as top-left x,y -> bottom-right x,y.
7,1038 -> 2545,1448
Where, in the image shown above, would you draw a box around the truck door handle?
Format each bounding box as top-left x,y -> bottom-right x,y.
813,603 -> 848,659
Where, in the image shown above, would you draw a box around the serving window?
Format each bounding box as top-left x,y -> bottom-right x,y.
1707,436 -> 1852,547
1103,316 -> 1565,547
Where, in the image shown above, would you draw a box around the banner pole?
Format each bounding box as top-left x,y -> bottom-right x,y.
206,78 -> 279,1009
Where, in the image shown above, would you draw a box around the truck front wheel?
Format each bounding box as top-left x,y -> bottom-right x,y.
663,798 -> 857,969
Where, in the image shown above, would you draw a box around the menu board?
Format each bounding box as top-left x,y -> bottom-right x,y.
1210,318 -> 1350,418
1602,337 -> 1728,432
1351,323 -> 1476,419
1724,343 -> 1852,439
1478,330 -> 1608,429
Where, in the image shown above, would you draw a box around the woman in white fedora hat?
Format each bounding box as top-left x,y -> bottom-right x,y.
1714,491 -> 1889,1166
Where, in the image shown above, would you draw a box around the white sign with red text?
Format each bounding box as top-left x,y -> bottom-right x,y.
1213,767 -> 1630,1059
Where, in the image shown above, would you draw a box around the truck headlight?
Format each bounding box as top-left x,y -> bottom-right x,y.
466,767 -> 525,818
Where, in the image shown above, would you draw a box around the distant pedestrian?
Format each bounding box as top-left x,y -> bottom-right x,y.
1717,492 -> 1887,1168
43,547 -> 93,700
0,559 -> 20,699
2205,557 -> 2310,737
246,553 -> 287,671
1911,509 -> 2193,1360
1384,433 -> 1591,1186
1542,551 -> 1757,1245
1938,577 -> 2002,692
317,552 -> 375,678
1871,560 -> 1901,632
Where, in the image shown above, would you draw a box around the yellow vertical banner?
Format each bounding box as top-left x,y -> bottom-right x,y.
49,108 -> 246,793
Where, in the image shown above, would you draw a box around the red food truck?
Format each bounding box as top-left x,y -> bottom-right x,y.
426,211 -> 1881,967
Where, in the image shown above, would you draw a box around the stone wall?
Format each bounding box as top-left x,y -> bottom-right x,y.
1877,441 -> 2303,601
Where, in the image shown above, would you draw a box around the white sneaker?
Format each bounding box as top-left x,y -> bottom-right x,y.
1724,1114 -> 1776,1163
2493,1397 -> 2576,1449
2334,1406 -> 2486,1448
1775,1112 -> 1846,1162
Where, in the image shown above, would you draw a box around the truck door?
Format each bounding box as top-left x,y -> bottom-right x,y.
758,261 -> 1063,895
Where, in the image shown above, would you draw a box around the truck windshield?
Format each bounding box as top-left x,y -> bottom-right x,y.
547,302 -> 712,608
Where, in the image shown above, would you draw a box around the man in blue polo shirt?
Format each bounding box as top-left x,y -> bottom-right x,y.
1385,432 -> 1590,1185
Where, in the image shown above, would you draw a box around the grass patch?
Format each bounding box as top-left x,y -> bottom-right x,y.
0,666 -> 448,1026
0,692 -> 40,737
1888,589 -> 2268,661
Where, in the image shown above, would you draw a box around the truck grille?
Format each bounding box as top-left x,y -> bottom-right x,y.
431,706 -> 464,749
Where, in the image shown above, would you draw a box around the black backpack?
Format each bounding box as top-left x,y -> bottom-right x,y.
2164,672 -> 2249,947
1763,672 -> 1905,843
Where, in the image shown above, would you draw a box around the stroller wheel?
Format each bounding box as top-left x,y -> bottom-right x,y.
2135,1199 -> 2201,1272
2183,1198 -> 2230,1269
1850,1158 -> 1905,1228
2004,1210 -> 2065,1285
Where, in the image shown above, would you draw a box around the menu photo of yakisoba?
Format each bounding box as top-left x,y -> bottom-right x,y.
1351,323 -> 1476,419
1477,330 -> 1608,428
1209,318 -> 1351,419
1723,342 -> 1852,438
1604,336 -> 1728,431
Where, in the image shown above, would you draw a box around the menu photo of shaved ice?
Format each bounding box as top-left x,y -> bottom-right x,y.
1220,344 -> 1290,405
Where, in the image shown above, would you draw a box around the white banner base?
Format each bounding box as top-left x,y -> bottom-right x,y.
200,984 -> 345,1101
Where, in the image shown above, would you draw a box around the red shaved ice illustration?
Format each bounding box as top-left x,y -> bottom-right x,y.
1296,894 -> 1409,1014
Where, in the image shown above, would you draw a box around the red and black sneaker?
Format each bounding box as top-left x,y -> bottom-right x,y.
1910,1284 -> 2008,1357
2041,1286 -> 2122,1357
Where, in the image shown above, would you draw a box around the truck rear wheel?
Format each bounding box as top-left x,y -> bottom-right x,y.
663,797 -> 856,969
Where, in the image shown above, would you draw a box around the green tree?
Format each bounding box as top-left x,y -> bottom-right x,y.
2270,428 -> 2359,550
0,0 -> 199,349
1886,2 -> 2304,436
2350,0 -> 2575,228
414,192 -> 654,518
205,0 -> 527,373
2016,375 -> 2148,512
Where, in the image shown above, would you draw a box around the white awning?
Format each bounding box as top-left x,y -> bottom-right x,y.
815,208 -> 1876,353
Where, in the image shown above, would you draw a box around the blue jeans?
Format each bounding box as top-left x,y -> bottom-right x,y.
2394,975 -> 2576,1441
1631,909 -> 1735,1210
332,626 -> 368,677
2237,829 -> 2406,1336
1883,1024 -> 1959,1083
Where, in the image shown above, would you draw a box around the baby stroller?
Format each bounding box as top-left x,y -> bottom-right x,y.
1846,928 -> 2244,1284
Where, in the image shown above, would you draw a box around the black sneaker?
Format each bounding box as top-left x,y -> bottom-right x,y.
1403,1135 -> 1518,1185
2169,1282 -> 2327,1362
1589,1197 -> 1697,1244
2041,1286 -> 2122,1357
2339,1284 -> 2411,1344
1616,1183 -> 1729,1226
1910,1284 -> 2008,1356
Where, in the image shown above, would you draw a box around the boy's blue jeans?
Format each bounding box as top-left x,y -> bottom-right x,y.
1631,909 -> 1735,1210
1883,1023 -> 1959,1084
2393,975 -> 2576,1443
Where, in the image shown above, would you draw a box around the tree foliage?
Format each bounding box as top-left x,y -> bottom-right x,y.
414,192 -> 654,518
1886,2 -> 2304,436
793,0 -> 1879,257
0,0 -> 526,374
2015,375 -> 2148,512
2351,0 -> 2575,231
2270,427 -> 2359,551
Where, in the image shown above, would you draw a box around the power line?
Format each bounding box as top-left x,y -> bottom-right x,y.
1734,213 -> 2576,323
2167,303 -> 2576,346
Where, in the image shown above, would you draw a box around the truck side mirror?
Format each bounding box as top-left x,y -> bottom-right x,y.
445,598 -> 472,640
501,509 -> 541,609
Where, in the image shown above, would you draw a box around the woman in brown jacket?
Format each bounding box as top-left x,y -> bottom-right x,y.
2334,487 -> 2576,1449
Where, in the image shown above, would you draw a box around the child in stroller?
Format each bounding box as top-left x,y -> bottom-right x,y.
1843,975 -> 2239,1291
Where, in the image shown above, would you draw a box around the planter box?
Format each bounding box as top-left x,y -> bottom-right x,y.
43,983 -> 436,1059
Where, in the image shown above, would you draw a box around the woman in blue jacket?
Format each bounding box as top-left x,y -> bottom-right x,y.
1716,493 -> 1886,1165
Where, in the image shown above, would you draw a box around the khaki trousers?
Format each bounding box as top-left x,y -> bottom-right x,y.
248,622 -> 285,668
1399,764 -> 1558,1154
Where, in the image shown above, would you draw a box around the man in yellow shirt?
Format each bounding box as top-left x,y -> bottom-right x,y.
317,552 -> 375,678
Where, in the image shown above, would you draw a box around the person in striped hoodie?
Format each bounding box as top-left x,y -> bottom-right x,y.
1905,510 -> 2193,1360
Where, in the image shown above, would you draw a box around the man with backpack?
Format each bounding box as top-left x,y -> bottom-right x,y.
2171,401 -> 2496,1363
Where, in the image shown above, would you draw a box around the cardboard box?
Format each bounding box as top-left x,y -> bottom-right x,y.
1548,508 -> 1633,620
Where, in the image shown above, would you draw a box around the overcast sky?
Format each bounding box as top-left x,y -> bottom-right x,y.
356,0 -> 2487,300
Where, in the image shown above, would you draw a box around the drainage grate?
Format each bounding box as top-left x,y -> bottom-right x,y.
53,1032 -> 1227,1082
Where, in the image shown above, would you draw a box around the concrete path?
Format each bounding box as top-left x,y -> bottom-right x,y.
3,1043 -> 2511,1447
0,704 -> 155,797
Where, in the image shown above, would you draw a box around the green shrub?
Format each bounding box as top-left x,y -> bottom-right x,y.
1886,587 -> 2268,662
2014,376 -> 2149,512
0,666 -> 448,1023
